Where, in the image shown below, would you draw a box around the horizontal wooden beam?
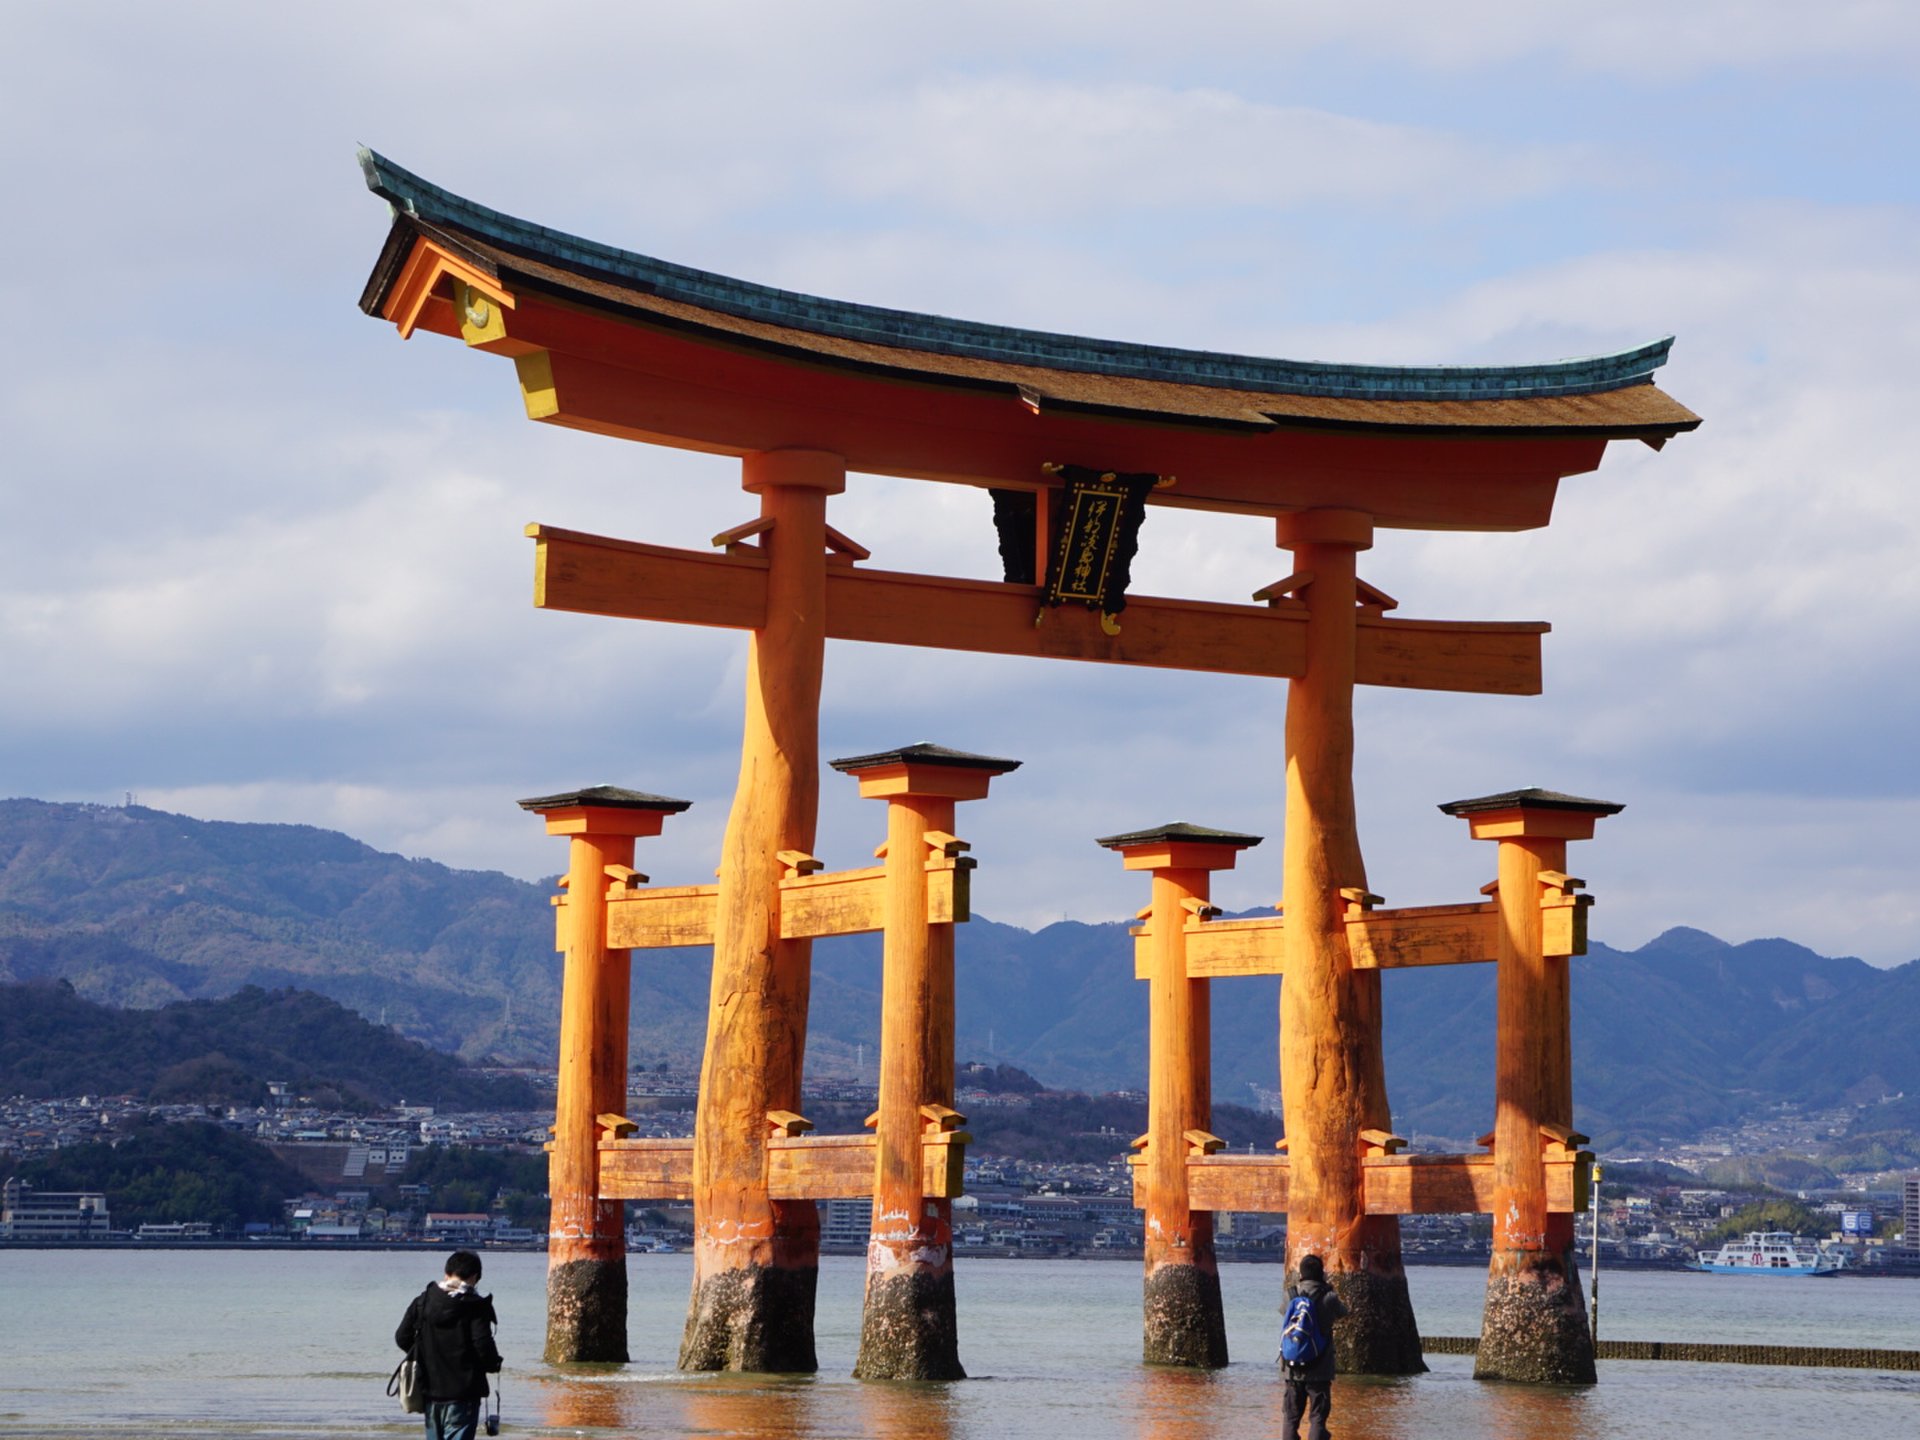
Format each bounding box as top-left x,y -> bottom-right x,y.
530,524 -> 1545,693
1136,1150 -> 1590,1216
595,1138 -> 694,1201
1346,902 -> 1501,969
596,1132 -> 969,1202
1130,894 -> 1597,978
590,861 -> 967,951
603,883 -> 718,950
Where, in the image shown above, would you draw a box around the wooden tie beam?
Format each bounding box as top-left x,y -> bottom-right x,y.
530,523 -> 1550,695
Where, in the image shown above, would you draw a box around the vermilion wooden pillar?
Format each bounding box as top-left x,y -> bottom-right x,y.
1444,788 -> 1618,1384
1275,507 -> 1425,1374
520,785 -> 691,1363
1100,823 -> 1261,1368
682,448 -> 843,1373
834,743 -> 1019,1381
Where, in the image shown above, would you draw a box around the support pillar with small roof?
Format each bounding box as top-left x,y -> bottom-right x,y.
1099,823 -> 1261,1368
1442,788 -> 1618,1385
834,743 -> 1020,1381
520,785 -> 693,1363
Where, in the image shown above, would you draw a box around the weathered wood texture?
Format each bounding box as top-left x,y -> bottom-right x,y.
603,883 -> 718,950
528,524 -> 1546,694
681,452 -> 838,1374
1276,509 -> 1423,1374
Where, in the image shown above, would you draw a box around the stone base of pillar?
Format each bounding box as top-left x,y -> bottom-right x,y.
1329,1268 -> 1427,1375
544,1257 -> 629,1363
678,1261 -> 819,1373
1476,1251 -> 1595,1384
1143,1263 -> 1228,1368
853,1268 -> 964,1380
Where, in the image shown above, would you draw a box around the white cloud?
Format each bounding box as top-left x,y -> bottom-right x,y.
826,79 -> 1578,218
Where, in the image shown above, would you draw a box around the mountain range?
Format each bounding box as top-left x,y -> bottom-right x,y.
3,798 -> 1915,1149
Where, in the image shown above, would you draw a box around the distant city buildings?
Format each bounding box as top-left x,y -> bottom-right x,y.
1,1177 -> 111,1239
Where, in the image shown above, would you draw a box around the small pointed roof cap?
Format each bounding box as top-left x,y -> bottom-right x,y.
1096,821 -> 1264,850
829,742 -> 1021,774
517,785 -> 692,814
1437,787 -> 1623,817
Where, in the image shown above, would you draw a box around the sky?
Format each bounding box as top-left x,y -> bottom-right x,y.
3,3 -> 1918,964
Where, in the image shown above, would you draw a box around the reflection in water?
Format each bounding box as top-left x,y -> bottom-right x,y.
1326,1371 -> 1424,1440
679,1376 -> 824,1439
1126,1364 -> 1226,1440
536,1368 -> 832,1438
536,1364 -> 634,1431
855,1377 -> 959,1440
1481,1378 -> 1592,1440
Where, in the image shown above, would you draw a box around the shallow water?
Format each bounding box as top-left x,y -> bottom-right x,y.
0,1250 -> 1913,1437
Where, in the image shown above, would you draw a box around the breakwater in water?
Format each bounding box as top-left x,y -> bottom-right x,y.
1423,1335 -> 1920,1370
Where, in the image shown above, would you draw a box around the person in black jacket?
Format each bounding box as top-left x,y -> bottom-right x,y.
1280,1253 -> 1349,1440
395,1250 -> 502,1440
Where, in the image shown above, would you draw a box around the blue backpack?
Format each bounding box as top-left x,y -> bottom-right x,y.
1279,1291 -> 1327,1366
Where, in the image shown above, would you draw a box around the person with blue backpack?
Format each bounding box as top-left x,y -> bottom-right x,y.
1278,1253 -> 1348,1440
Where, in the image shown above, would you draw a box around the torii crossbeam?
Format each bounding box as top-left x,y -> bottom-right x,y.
354,147 -> 1698,1383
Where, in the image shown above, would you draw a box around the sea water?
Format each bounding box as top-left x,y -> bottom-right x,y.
0,1250 -> 1913,1438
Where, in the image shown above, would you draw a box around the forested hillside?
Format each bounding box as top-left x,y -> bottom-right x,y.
0,982 -> 542,1108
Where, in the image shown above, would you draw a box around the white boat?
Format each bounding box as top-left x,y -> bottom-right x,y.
1693,1230 -> 1844,1276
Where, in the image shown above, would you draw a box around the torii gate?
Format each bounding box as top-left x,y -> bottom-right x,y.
353,149 -> 1698,1381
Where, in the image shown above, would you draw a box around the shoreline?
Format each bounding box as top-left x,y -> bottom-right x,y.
0,1237 -> 1703,1270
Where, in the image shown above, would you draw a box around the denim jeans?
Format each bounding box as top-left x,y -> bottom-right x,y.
424,1399 -> 479,1440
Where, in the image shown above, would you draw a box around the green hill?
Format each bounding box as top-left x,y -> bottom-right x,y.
0,981 -> 541,1109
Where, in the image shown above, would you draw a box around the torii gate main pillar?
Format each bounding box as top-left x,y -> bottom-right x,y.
1277,508 -> 1425,1374
680,448 -> 843,1373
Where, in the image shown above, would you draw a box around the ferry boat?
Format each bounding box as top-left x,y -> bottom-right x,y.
1692,1231 -> 1844,1276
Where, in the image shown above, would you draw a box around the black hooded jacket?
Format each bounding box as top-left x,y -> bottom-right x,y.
395,1283 -> 502,1402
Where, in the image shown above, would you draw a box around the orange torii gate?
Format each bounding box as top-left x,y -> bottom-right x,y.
353,149 -> 1698,1382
